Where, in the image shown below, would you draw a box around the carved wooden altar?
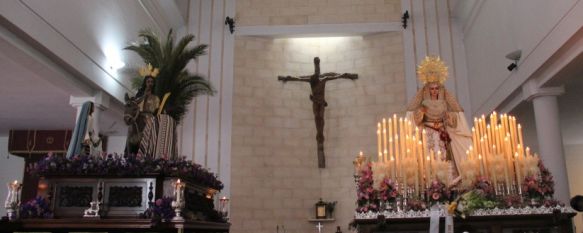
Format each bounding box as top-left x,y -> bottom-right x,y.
2,174 -> 229,233
352,212 -> 575,233
0,218 -> 230,233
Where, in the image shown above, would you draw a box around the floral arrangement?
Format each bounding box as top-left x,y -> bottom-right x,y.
500,194 -> 524,208
472,176 -> 495,198
28,153 -> 223,190
152,197 -> 175,221
142,197 -> 175,221
426,180 -> 450,204
406,198 -> 427,211
356,163 -> 379,212
20,196 -> 53,219
378,178 -> 398,202
448,190 -> 497,219
542,198 -> 564,207
522,160 -> 554,199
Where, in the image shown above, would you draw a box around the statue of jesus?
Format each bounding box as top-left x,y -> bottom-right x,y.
278,57 -> 358,168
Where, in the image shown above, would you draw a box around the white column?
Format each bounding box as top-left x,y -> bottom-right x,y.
523,84 -> 569,202
69,91 -> 110,134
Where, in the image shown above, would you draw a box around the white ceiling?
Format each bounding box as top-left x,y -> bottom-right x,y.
0,35 -> 125,136
0,37 -> 76,134
0,0 -> 188,137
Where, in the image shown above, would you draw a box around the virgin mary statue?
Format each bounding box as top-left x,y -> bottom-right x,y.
405,56 -> 473,182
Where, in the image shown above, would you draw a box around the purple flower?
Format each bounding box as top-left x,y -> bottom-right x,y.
20,196 -> 53,219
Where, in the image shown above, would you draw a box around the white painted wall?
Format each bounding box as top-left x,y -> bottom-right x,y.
177,0 -> 234,200
458,0 -> 582,115
401,0 -> 472,121
105,136 -> 127,155
0,136 -> 25,216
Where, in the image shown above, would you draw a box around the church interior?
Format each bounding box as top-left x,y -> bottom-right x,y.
1,0 -> 583,233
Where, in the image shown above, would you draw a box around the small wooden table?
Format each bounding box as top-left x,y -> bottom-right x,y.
0,217 -> 230,233
352,212 -> 575,233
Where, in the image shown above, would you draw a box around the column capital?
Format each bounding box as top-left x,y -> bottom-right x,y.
521,81 -> 564,102
69,91 -> 110,111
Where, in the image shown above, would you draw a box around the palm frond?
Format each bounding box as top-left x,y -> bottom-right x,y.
131,76 -> 143,91
125,29 -> 215,123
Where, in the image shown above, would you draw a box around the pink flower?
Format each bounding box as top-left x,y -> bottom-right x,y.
432,192 -> 441,200
390,191 -> 397,198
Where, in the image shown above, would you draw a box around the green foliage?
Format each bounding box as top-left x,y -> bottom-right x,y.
450,190 -> 497,219
125,29 -> 215,123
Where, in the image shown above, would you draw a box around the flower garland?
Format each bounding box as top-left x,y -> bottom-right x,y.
28,153 -> 224,191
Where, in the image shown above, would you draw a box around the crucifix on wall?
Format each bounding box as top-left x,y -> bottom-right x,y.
278,57 -> 358,168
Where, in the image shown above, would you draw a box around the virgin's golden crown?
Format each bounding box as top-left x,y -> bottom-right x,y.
417,56 -> 448,84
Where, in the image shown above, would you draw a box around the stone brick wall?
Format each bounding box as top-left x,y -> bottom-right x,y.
236,0 -> 401,26
231,32 -> 405,233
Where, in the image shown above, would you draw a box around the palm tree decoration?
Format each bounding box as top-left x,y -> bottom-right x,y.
125,29 -> 215,123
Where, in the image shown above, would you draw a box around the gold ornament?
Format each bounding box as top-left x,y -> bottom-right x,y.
417,56 -> 448,84
138,63 -> 160,78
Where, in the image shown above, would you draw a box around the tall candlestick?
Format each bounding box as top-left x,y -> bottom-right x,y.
478,154 -> 485,176
518,124 -> 525,157
391,156 -> 396,178
486,125 -> 492,154
430,150 -> 435,180
480,138 -> 488,176
389,118 -> 393,161
383,118 -> 388,162
377,123 -> 382,162
172,179 -> 186,220
5,180 -> 22,220
514,152 -> 522,194
394,135 -> 400,166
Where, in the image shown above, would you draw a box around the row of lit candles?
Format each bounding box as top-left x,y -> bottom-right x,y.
360,112 -> 540,197
467,112 -> 538,194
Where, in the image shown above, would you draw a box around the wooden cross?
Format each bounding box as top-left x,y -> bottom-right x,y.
278,57 -> 358,168
316,222 -> 324,233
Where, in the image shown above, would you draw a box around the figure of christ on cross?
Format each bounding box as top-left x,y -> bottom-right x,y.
278,57 -> 358,168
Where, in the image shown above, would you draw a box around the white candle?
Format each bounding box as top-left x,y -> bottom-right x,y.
175,179 -> 184,203
377,123 -> 382,162
383,118 -> 388,162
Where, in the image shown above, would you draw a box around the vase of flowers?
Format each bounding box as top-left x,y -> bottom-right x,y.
426,180 -> 450,206
325,201 -> 337,218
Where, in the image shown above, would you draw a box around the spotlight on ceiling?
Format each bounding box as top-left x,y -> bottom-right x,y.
505,49 -> 521,71
507,62 -> 517,71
